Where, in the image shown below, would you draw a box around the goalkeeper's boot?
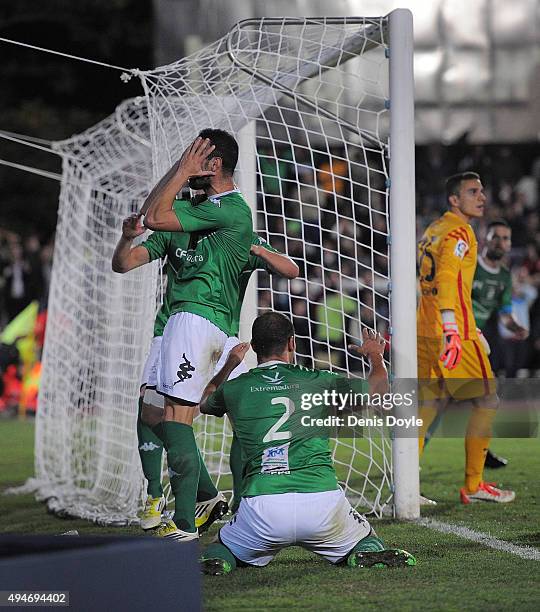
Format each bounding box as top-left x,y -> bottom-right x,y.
420,494 -> 437,507
484,449 -> 508,469
460,482 -> 515,504
154,519 -> 198,542
348,549 -> 417,569
195,492 -> 229,533
140,495 -> 165,530
200,558 -> 233,576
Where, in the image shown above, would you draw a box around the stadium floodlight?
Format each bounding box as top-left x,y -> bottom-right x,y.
27,11 -> 418,524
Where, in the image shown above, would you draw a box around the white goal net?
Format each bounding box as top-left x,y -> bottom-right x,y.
139,16 -> 404,517
26,13 -> 417,524
23,98 -> 157,524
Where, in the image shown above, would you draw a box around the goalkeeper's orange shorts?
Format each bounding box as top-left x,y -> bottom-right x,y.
417,336 -> 495,401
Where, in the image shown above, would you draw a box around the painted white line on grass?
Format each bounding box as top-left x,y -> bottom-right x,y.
418,517 -> 540,561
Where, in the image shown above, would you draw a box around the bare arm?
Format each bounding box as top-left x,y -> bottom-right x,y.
112,214 -> 151,273
143,137 -> 215,231
500,313 -> 529,340
349,329 -> 389,397
200,342 -> 250,414
251,244 -> 299,279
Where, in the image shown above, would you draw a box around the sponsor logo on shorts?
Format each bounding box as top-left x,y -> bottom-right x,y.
173,353 -> 196,385
349,508 -> 368,527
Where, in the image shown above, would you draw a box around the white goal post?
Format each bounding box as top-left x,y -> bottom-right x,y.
26,10 -> 418,523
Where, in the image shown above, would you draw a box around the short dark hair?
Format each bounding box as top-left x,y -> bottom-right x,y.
487,219 -> 510,233
445,172 -> 481,202
198,128 -> 238,175
251,312 -> 294,358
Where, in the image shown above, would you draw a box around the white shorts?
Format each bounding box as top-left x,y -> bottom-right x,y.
140,336 -> 162,389
157,312 -> 228,403
219,489 -> 371,566
214,336 -> 249,380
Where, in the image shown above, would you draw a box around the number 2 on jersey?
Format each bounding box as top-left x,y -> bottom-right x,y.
263,397 -> 295,443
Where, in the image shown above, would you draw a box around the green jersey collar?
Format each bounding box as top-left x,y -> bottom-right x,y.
208,188 -> 241,204
257,359 -> 288,368
478,255 -> 501,275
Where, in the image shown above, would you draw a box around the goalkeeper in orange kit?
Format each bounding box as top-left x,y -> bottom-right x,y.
417,172 -> 515,504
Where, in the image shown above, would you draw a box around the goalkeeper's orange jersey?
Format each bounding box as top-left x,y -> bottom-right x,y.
417,211 -> 478,340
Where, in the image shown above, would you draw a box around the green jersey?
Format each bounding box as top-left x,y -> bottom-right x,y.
140,231 -> 191,337
230,234 -> 280,336
170,191 -> 253,335
205,362 -> 368,497
472,257 -> 512,330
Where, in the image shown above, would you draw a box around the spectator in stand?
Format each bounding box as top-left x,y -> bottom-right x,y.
1,239 -> 34,322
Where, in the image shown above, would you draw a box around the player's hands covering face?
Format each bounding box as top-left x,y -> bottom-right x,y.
178,137 -> 216,178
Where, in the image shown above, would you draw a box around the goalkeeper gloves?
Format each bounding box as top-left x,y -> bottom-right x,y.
439,322 -> 462,370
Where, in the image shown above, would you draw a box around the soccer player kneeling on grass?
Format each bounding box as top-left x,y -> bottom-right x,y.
198,312 -> 416,574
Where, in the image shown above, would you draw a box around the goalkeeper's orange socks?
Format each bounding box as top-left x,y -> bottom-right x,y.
136,398 -> 164,498
163,421 -> 200,533
464,406 -> 496,493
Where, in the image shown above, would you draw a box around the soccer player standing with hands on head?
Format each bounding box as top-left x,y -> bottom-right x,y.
112,217 -> 299,530
417,172 -> 515,504
141,129 -> 253,540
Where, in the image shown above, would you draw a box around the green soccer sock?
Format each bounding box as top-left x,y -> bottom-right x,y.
229,433 -> 243,513
197,448 -> 219,502
348,534 -> 386,558
136,398 -> 164,498
163,421 -> 200,533
201,542 -> 237,571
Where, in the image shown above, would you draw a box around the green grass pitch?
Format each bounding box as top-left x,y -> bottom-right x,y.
1,419 -> 539,611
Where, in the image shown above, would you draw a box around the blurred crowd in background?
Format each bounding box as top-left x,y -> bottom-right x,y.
0,143 -> 538,416
0,229 -> 53,416
259,142 -> 540,376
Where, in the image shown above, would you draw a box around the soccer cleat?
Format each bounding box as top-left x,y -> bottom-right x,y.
154,519 -> 199,542
195,492 -> 229,533
420,494 -> 437,507
484,449 -> 508,469
460,482 -> 515,504
140,495 -> 166,530
348,549 -> 417,569
200,558 -> 233,576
